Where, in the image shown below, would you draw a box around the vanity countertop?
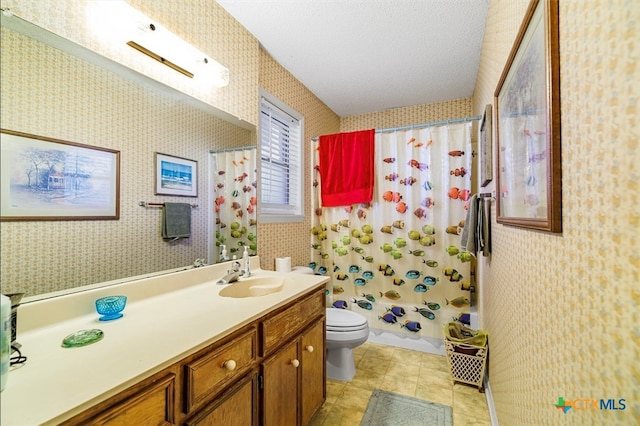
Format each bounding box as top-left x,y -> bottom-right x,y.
0,258 -> 328,425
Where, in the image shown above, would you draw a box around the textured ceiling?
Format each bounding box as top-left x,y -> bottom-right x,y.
216,0 -> 489,117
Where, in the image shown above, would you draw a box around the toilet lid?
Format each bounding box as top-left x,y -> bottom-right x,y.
326,308 -> 368,330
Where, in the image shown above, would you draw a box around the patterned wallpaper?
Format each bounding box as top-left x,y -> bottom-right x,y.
0,25 -> 253,296
473,0 -> 638,424
257,49 -> 341,272
341,98 -> 472,132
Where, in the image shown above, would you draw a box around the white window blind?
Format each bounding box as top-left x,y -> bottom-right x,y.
259,95 -> 303,222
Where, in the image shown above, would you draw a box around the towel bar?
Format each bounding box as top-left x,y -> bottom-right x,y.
138,201 -> 198,208
478,192 -> 495,200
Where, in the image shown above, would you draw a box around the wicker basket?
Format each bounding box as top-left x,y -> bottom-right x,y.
443,323 -> 488,392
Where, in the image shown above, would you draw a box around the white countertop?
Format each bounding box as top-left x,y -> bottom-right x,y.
0,258 -> 328,425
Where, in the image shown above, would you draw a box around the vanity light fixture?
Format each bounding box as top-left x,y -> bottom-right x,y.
87,1 -> 229,87
126,39 -> 195,79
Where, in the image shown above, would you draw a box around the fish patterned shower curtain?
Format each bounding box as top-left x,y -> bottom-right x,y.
311,123 -> 473,340
211,148 -> 258,262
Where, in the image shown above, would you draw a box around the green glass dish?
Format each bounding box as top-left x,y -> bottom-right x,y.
61,329 -> 104,348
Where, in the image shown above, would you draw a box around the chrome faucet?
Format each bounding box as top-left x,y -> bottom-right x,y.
217,261 -> 242,285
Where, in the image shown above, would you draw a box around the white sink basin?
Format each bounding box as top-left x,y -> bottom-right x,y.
218,276 -> 285,298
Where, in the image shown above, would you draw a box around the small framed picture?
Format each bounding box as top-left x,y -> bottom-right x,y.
480,104 -> 493,188
155,152 -> 198,197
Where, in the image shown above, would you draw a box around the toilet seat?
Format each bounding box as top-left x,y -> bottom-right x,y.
326,324 -> 368,332
326,308 -> 368,332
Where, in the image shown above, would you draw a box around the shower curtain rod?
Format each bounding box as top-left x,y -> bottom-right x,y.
311,115 -> 481,141
210,145 -> 256,154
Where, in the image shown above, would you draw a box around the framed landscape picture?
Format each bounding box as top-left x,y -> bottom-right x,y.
155,152 -> 198,197
1,129 -> 120,221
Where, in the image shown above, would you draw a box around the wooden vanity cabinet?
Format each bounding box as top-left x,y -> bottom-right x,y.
260,289 -> 326,425
61,285 -> 325,426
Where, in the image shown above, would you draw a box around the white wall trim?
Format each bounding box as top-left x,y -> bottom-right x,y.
484,376 -> 499,425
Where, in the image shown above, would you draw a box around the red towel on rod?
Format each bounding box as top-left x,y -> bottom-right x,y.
319,129 -> 375,207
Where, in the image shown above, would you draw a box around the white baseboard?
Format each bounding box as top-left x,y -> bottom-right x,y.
484,376 -> 498,425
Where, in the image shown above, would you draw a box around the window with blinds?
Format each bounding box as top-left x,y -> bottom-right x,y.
259,94 -> 304,223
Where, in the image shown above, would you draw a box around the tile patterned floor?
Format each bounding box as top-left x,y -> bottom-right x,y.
310,341 -> 491,425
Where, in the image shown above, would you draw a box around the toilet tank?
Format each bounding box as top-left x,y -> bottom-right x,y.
289,266 -> 314,275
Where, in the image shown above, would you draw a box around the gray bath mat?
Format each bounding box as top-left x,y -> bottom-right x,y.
360,389 -> 453,426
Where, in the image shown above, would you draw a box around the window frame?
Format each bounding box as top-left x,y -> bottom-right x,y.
258,89 -> 304,223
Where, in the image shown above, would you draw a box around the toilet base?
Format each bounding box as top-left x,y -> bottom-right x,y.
326,346 -> 357,381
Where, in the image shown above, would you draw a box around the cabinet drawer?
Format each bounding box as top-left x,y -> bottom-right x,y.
261,289 -> 324,356
184,327 -> 257,413
63,373 -> 176,425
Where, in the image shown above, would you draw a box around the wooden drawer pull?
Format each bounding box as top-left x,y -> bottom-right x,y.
304,345 -> 314,353
290,359 -> 300,368
222,360 -> 237,371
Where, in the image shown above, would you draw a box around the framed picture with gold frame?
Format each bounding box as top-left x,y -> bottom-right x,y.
480,104 -> 493,188
494,0 -> 561,233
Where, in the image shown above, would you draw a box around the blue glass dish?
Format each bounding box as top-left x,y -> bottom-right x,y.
95,295 -> 127,321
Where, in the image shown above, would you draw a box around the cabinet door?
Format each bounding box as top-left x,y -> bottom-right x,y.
300,319 -> 325,425
261,339 -> 299,426
184,372 -> 257,426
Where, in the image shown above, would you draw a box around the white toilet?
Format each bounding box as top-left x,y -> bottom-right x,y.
290,266 -> 369,381
325,308 -> 369,381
